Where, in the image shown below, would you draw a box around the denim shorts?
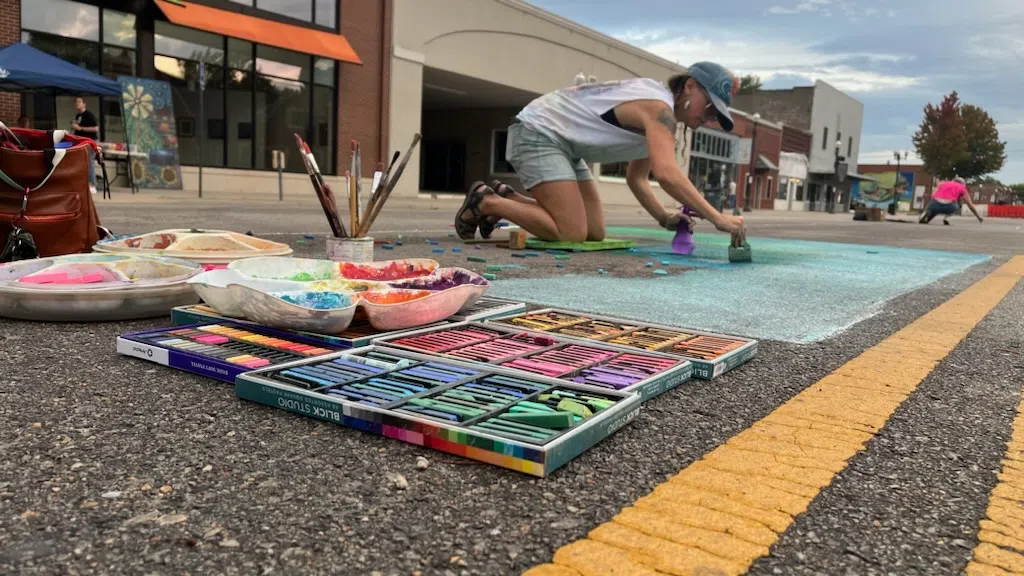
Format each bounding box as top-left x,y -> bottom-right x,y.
926,199 -> 959,215
505,121 -> 593,189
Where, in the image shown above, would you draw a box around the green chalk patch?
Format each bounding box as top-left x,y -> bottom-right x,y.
467,256 -> 487,262
482,273 -> 498,281
525,238 -> 636,251
554,255 -> 571,260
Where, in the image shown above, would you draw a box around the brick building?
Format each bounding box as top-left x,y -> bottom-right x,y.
731,109 -> 782,211
733,80 -> 870,212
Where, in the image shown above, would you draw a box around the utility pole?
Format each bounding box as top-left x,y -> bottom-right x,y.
831,139 -> 844,214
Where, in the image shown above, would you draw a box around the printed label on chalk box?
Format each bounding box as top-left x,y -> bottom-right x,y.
169,354 -> 231,379
252,384 -> 345,424
116,339 -> 170,365
604,406 -> 640,436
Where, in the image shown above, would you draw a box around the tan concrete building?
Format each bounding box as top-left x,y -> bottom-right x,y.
388,0 -> 689,205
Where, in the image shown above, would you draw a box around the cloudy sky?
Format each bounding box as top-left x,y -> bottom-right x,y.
530,0 -> 1024,183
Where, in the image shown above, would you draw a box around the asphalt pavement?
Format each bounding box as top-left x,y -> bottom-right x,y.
1,197 -> 1021,575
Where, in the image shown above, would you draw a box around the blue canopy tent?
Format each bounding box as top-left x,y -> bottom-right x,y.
0,42 -> 130,196
0,42 -> 121,96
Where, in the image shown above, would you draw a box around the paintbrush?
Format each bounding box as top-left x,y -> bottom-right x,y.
294,133 -> 345,237
349,141 -> 358,234
355,141 -> 363,232
357,151 -> 400,235
358,133 -> 422,237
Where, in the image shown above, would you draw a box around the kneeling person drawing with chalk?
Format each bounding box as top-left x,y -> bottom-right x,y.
455,61 -> 746,245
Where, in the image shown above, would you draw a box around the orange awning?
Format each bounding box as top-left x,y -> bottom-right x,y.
153,0 -> 362,65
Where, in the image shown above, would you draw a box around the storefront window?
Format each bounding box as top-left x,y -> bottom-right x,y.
20,1 -> 138,141
315,0 -> 337,28
255,77 -> 308,172
22,0 -> 98,42
257,0 -> 313,25
227,70 -> 254,169
103,10 -> 136,48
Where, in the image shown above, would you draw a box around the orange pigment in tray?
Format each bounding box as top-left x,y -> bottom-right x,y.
359,290 -> 432,304
339,261 -> 433,281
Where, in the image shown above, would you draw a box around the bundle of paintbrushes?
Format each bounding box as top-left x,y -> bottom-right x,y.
294,133 -> 422,239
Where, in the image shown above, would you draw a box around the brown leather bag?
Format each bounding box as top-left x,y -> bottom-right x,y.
0,125 -> 104,258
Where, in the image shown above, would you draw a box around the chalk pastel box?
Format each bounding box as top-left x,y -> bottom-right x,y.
448,296 -> 528,322
117,322 -> 344,383
234,346 -> 641,477
373,321 -> 693,401
485,308 -> 758,380
170,304 -> 452,349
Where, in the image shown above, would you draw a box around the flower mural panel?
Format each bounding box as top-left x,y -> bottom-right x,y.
117,76 -> 183,190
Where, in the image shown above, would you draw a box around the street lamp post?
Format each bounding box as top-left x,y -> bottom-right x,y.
829,140 -> 842,214
743,113 -> 760,212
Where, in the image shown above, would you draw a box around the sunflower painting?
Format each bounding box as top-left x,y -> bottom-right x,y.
117,76 -> 183,190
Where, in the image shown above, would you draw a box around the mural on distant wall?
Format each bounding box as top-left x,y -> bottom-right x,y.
117,76 -> 183,190
852,171 -> 914,208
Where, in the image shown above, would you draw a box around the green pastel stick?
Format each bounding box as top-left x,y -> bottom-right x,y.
408,398 -> 482,418
516,401 -> 557,413
470,425 -> 547,444
494,414 -> 566,433
501,411 -> 575,430
557,399 -> 593,419
475,420 -> 552,439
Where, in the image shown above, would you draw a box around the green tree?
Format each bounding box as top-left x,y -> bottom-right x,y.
953,104 -> 1007,180
738,75 -> 763,94
1011,183 -> 1024,202
912,91 -> 1006,180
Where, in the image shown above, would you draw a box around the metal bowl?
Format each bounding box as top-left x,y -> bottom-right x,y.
0,282 -> 200,321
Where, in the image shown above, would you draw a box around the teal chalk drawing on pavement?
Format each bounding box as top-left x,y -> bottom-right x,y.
487,231 -> 992,344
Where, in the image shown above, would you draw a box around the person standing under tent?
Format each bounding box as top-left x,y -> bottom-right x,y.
70,96 -> 99,194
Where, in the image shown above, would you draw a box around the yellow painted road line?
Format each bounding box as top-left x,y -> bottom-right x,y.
966,372 -> 1024,574
526,257 -> 1024,576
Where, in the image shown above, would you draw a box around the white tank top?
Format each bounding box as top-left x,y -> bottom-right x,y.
515,78 -> 675,164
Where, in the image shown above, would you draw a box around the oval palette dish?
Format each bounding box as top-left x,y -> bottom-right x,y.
186,269 -> 307,317
93,229 -> 293,265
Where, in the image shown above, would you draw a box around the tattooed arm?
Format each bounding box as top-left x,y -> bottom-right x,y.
613,100 -> 744,237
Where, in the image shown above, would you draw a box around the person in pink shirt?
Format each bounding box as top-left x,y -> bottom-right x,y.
919,177 -> 983,225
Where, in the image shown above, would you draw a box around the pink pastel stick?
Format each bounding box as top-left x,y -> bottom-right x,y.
18,273 -> 70,284
196,335 -> 230,345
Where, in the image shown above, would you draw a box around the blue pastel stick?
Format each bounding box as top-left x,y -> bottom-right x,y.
342,386 -> 396,402
280,370 -> 333,387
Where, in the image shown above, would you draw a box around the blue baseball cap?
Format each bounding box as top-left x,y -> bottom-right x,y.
682,61 -> 739,132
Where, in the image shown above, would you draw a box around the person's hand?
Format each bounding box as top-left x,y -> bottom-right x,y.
71,122 -> 80,130
661,211 -> 694,232
713,213 -> 745,237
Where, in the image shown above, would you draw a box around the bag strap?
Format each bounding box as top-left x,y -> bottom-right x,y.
0,121 -> 25,148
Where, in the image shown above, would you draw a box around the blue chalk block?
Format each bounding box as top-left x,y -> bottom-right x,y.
525,252 -> 540,257
452,248 -> 463,253
660,260 -> 670,265
645,262 -> 653,268
653,269 -> 668,275
304,234 -> 316,239
432,248 -> 444,253
556,264 -> 566,268
381,244 -> 395,250
598,269 -> 607,275
396,241 -> 403,246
